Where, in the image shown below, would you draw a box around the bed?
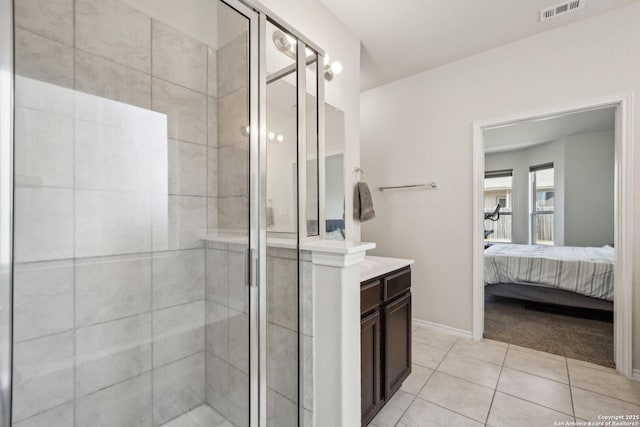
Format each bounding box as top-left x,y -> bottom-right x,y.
484,244 -> 615,311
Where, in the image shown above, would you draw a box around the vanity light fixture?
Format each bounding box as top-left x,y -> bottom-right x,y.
273,29 -> 343,81
273,30 -> 297,60
324,60 -> 342,81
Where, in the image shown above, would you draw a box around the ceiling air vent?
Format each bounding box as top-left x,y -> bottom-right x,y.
540,0 -> 584,21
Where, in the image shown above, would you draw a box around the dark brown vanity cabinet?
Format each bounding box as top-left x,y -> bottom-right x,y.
361,267 -> 412,426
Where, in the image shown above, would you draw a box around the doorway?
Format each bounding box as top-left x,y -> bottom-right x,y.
472,95 -> 634,376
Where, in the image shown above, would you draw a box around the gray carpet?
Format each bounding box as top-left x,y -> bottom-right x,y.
484,296 -> 614,368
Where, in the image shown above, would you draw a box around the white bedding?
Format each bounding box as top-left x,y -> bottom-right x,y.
484,244 -> 615,301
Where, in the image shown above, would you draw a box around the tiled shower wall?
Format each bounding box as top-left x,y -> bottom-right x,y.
11,0 -> 243,425
206,30 -> 314,426
12,0 -> 313,426
204,242 -> 314,427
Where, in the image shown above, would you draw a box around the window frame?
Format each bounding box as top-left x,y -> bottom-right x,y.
529,163 -> 555,245
484,169 -> 514,244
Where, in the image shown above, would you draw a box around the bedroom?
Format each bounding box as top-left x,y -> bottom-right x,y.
482,106 -> 616,367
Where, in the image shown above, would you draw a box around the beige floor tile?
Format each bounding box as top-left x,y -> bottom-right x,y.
569,363 -> 640,405
497,367 -> 573,415
412,327 -> 458,350
567,357 -> 617,374
509,344 -> 565,361
504,347 -> 569,384
487,392 -> 573,427
483,338 -> 508,348
412,341 -> 448,369
419,371 -> 494,422
572,387 -> 640,421
371,390 -> 414,427
437,352 -> 501,388
450,338 -> 507,365
397,397 -> 483,427
400,364 -> 433,395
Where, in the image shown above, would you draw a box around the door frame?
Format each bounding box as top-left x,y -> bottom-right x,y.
472,92 -> 634,377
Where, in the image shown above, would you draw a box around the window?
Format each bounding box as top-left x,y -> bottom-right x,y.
530,163 -> 554,245
484,170 -> 513,243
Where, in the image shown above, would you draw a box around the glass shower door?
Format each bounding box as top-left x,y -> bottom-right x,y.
10,0 -> 256,426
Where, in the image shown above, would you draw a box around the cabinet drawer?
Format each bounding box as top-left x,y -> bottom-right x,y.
361,280 -> 382,315
383,268 -> 411,302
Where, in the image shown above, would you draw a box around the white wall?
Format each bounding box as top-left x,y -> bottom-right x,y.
485,140 -> 565,246
360,4 -> 640,366
261,0 -> 361,240
564,130 -> 615,247
486,130 -> 615,247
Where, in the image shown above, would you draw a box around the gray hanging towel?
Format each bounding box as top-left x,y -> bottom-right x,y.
354,182 -> 375,222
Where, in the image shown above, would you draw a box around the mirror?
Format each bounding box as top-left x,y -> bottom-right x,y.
325,104 -> 345,239
266,21 -> 298,238
265,90 -> 345,238
265,21 -> 345,239
306,52 -> 320,236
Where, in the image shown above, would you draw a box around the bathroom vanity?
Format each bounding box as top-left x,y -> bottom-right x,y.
360,256 -> 414,426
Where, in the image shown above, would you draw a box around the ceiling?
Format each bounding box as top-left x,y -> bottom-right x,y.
318,0 -> 640,91
484,107 -> 615,154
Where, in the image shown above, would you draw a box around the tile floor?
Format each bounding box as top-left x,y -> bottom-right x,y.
368,326 -> 640,427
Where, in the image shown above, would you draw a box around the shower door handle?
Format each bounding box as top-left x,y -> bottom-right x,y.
246,248 -> 258,288
245,248 -> 251,287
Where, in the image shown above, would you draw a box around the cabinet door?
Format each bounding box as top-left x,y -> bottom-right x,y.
361,310 -> 382,426
383,292 -> 412,398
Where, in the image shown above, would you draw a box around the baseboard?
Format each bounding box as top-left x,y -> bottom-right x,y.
412,318 -> 473,340
632,369 -> 640,382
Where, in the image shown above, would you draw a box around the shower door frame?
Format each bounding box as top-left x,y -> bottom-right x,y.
0,0 -> 325,425
0,0 -> 13,425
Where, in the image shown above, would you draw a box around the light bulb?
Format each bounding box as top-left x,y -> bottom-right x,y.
330,61 -> 343,75
324,54 -> 330,65
268,132 -> 275,140
277,134 -> 284,142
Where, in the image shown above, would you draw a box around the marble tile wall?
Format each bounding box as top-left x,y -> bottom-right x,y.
216,33 -> 249,231
204,241 -> 249,427
13,1 -> 312,426
203,244 -> 313,427
12,0 -> 218,425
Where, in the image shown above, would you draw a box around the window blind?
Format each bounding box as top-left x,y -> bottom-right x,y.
485,169 -> 513,178
529,162 -> 554,172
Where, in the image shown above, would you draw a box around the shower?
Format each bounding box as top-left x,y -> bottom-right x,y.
0,0 -> 327,426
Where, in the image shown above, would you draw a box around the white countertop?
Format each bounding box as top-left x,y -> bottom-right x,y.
200,230 -> 376,255
360,255 -> 415,282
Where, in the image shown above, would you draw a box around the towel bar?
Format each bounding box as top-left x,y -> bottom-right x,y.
378,182 -> 438,192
